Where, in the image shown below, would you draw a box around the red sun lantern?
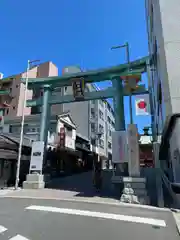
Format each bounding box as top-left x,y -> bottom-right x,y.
137,100 -> 147,109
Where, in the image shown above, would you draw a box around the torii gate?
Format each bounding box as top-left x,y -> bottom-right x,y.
23,56 -> 149,148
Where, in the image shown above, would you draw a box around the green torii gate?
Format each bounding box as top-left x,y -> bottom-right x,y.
23,56 -> 149,146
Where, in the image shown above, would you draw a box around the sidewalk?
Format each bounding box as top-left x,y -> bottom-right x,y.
0,170 -> 118,202
0,188 -> 119,202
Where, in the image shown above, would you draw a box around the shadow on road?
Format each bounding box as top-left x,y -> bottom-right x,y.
46,170 -> 120,200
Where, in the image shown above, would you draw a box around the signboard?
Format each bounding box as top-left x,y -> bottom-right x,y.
127,124 -> 140,176
30,141 -> 44,172
135,94 -> 150,115
112,131 -> 128,163
72,77 -> 85,100
59,127 -> 65,148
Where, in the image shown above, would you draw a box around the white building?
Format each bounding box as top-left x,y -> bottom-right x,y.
3,112 -> 77,151
145,0 -> 180,141
88,84 -> 115,162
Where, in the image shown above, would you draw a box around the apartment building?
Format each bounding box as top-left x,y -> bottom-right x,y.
1,61 -> 59,119
145,0 -> 180,141
88,84 -> 115,160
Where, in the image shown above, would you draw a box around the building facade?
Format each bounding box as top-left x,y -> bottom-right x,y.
3,113 -> 76,150
145,0 -> 180,142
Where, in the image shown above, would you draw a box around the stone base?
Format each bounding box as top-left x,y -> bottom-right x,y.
120,177 -> 148,205
23,174 -> 45,189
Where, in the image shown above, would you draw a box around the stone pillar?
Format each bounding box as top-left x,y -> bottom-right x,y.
112,78 -> 126,175
23,85 -> 51,189
127,124 -> 140,177
39,85 -> 51,144
112,78 -> 125,132
153,142 -> 164,207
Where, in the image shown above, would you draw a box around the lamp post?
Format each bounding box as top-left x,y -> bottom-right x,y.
111,42 -> 133,124
15,59 -> 40,190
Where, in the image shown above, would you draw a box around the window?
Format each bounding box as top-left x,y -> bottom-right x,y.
99,139 -> 104,148
107,104 -> 111,111
91,138 -> 96,145
108,142 -> 112,149
6,109 -> 9,115
99,100 -> 104,107
99,110 -> 104,120
149,4 -> 154,41
9,126 -> 12,133
109,129 -> 112,136
150,4 -> 154,33
107,116 -> 111,124
52,87 -> 61,95
91,123 -> 96,132
13,106 -> 15,110
99,124 -> 104,133
111,109 -> 115,118
16,85 -> 18,88
64,87 -> 67,92
111,121 -> 115,128
91,108 -> 95,118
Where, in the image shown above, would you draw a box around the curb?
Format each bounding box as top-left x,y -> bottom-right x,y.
1,193 -> 170,212
172,212 -> 180,235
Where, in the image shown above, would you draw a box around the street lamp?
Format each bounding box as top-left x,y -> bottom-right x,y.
15,59 -> 40,190
111,42 -> 133,124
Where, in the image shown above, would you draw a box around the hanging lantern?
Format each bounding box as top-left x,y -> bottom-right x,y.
121,74 -> 141,91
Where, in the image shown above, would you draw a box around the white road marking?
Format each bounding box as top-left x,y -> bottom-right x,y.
0,225 -> 7,233
26,205 -> 167,227
9,234 -> 30,240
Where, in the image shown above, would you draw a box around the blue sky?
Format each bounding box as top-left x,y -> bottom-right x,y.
0,0 -> 151,132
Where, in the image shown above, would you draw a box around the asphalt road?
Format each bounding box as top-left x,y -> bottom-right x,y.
0,198 -> 179,240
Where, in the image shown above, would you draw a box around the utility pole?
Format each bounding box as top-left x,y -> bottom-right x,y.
111,42 -> 133,124
15,59 -> 40,190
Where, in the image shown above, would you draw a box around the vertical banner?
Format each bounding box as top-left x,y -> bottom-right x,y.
112,131 -> 128,163
127,124 -> 140,176
59,127 -> 66,148
135,94 -> 150,115
30,141 -> 45,172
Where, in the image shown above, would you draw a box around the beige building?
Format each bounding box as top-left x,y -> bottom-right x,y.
2,61 -> 59,119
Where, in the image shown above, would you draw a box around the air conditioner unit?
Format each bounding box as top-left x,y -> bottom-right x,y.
0,73 -> 3,79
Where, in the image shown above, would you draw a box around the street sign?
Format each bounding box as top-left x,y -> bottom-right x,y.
72,77 -> 85,100
30,141 -> 44,172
